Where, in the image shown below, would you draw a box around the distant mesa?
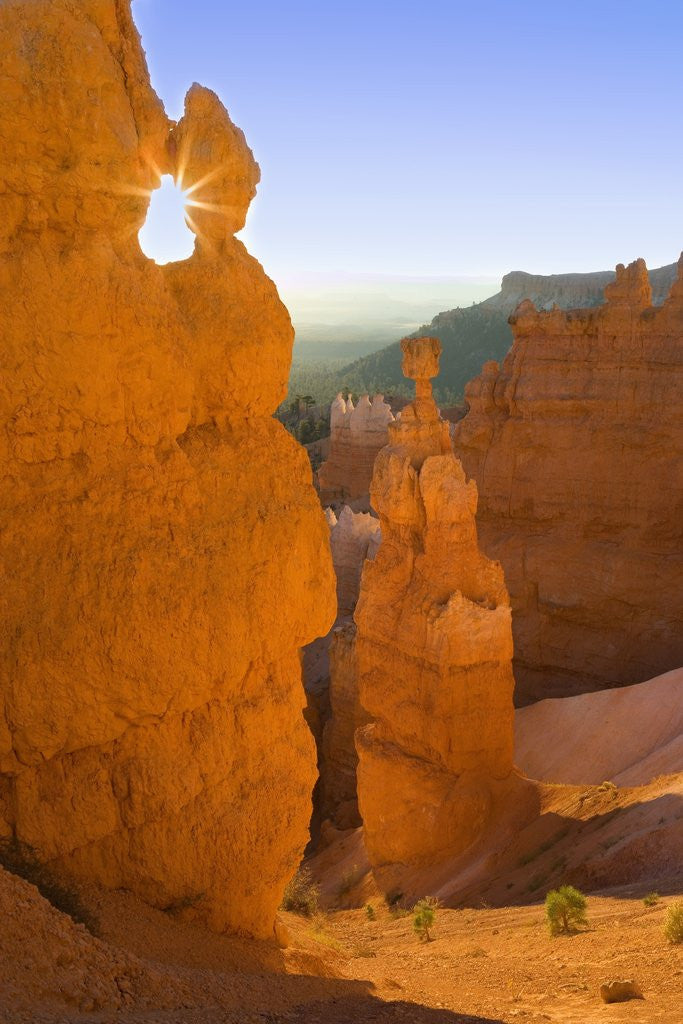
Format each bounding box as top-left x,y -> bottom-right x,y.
334,258 -> 681,408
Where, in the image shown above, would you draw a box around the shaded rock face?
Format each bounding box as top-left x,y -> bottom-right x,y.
355,338 -> 515,868
0,0 -> 335,938
455,258 -> 683,704
317,394 -> 394,506
304,507 -> 380,830
321,622 -> 370,829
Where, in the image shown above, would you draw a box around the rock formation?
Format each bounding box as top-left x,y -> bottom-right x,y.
355,338 -> 515,868
455,258 -> 683,703
320,622 -> 369,829
303,506 -> 380,829
0,0 -> 335,938
327,506 -> 382,618
480,262 -> 678,313
317,394 -> 394,506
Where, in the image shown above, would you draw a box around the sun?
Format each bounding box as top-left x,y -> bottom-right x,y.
138,174 -> 196,264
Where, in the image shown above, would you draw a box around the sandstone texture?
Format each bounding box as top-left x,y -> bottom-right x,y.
455,258 -> 683,703
0,0 -> 335,938
0,866 -> 188,1016
318,394 -> 394,507
355,338 -> 515,868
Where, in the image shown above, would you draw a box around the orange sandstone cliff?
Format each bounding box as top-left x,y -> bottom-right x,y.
455,258 -> 683,704
0,0 -> 335,938
355,338 -> 516,869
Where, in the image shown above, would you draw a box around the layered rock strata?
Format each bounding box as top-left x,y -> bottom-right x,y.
318,394 -> 394,506
0,0 -> 335,938
355,338 -> 515,867
455,258 -> 683,703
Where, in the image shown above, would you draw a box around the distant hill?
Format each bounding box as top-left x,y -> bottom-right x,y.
333,261 -> 679,405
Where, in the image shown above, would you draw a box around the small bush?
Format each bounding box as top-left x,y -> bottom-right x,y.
0,837 -> 98,934
643,891 -> 659,907
545,885 -> 588,936
280,866 -> 320,917
365,903 -> 376,920
413,897 -> 438,942
664,901 -> 683,944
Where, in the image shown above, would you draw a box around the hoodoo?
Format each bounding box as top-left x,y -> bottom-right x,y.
355,338 -> 515,868
0,0 -> 335,938
455,257 -> 683,703
318,393 -> 394,506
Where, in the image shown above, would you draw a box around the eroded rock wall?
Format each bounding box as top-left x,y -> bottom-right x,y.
304,506 -> 380,830
0,0 -> 335,938
318,394 -> 394,506
355,338 -> 515,868
455,258 -> 683,704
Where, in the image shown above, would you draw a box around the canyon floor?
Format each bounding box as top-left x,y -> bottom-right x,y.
2,867 -> 681,1024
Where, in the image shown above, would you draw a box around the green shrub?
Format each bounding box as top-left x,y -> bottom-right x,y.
664,901 -> 683,944
643,891 -> 659,907
413,897 -> 438,942
545,885 -> 588,936
365,903 -> 376,920
280,866 -> 320,917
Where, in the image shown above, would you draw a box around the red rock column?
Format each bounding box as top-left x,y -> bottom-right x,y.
355,338 -> 515,868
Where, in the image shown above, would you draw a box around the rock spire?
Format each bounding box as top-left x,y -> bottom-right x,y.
355,338 -> 515,868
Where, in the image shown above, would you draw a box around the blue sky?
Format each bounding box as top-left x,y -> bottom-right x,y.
134,0 -> 683,283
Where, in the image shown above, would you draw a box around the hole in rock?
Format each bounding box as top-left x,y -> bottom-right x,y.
138,175 -> 195,264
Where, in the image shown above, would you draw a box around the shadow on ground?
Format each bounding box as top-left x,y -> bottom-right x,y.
265,997 -> 504,1024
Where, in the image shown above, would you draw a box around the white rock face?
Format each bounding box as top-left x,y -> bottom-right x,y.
330,506 -> 381,618
318,394 -> 394,505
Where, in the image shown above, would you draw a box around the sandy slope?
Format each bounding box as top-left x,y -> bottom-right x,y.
515,669 -> 683,786
1,861 -> 682,1024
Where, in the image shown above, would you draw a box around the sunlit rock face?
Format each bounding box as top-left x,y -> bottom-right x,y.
455,258 -> 683,705
318,393 -> 394,506
355,338 -> 515,868
0,0 -> 335,938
